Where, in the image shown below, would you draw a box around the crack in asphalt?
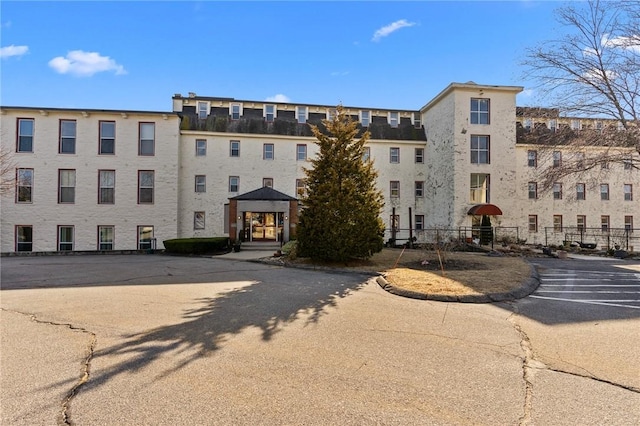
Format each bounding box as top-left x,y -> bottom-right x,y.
1,308 -> 96,426
508,317 -> 535,426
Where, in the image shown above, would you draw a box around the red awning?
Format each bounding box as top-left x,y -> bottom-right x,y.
467,204 -> 503,216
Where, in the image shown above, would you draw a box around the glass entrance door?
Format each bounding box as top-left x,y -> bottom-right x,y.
251,212 -> 277,241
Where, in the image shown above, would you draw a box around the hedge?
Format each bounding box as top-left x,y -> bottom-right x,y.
163,237 -> 230,254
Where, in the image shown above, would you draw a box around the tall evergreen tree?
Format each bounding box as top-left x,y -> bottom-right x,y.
297,105 -> 385,262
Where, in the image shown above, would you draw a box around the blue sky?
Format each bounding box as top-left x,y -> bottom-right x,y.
1,1 -> 568,111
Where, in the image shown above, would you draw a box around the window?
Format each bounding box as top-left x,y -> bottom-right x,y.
601,160 -> 609,169
528,182 -> 537,200
553,215 -> 563,232
264,104 -> 276,122
58,226 -> 74,251
413,112 -> 421,128
576,152 -> 585,169
138,170 -> 154,204
470,135 -> 490,164
470,174 -> 490,203
194,212 -> 205,230
553,182 -> 562,200
297,144 -> 307,161
415,181 -> 424,197
16,225 -> 33,251
17,118 -> 34,152
415,215 -> 424,230
98,170 -> 115,204
553,151 -> 562,168
570,119 -> 581,130
363,147 -> 371,162
296,106 -> 307,124
625,216 -> 633,232
59,120 -> 76,154
229,176 -> 239,192
196,139 -> 207,156
58,169 -> 76,203
415,148 -> 424,164
601,215 -> 610,232
523,118 -> 533,131
388,112 -> 399,128
16,168 -> 33,203
230,140 -> 240,157
296,179 -> 306,197
139,122 -> 155,156
470,98 -> 490,124
528,215 -> 538,232
595,121 -> 603,133
624,156 -> 633,170
327,108 -> 337,121
99,121 -> 115,154
576,183 -> 585,200
548,119 -> 557,132
360,111 -> 370,127
390,147 -> 400,163
138,226 -> 154,250
601,184 -> 609,200
624,184 -> 633,201
577,215 -> 586,232
230,103 -> 241,120
98,226 -> 114,250
263,143 -> 274,160
198,102 -> 208,119
263,178 -> 273,188
390,181 -> 400,198
527,150 -> 537,167
195,175 -> 206,193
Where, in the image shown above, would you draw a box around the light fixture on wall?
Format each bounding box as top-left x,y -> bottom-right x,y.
284,216 -> 288,220
237,216 -> 242,220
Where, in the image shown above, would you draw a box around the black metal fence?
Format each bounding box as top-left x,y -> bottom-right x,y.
543,226 -> 639,251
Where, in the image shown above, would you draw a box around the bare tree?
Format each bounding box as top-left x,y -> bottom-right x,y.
521,0 -> 639,189
0,147 -> 15,196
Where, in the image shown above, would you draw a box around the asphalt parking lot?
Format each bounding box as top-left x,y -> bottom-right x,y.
1,253 -> 639,425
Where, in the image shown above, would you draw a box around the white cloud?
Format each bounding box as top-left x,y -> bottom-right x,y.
372,19 -> 416,42
520,89 -> 535,98
265,94 -> 291,103
48,50 -> 127,77
1,44 -> 29,59
330,71 -> 350,76
602,34 -> 640,54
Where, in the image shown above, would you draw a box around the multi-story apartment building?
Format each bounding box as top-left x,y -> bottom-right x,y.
1,82 -> 637,253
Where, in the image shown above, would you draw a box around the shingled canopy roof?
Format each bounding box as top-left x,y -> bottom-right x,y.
230,186 -> 297,201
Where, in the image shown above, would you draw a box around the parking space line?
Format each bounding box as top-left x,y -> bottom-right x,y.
529,295 -> 640,309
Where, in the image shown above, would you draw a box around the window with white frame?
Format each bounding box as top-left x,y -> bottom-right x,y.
59,120 -> 76,154
230,140 -> 240,157
230,103 -> 241,120
625,216 -> 633,232
388,112 -> 399,128
390,147 -> 400,163
139,122 -> 155,156
527,150 -> 537,167
595,121 -> 603,133
553,182 -> 562,200
576,183 -> 586,200
98,170 -> 115,204
327,108 -> 337,121
624,156 -> 633,170
524,118 -> 533,131
296,144 -> 307,161
413,112 -> 421,128
577,215 -> 586,232
415,215 -> 424,230
194,211 -> 205,230
17,118 -> 34,152
576,152 -> 585,168
470,98 -> 490,124
601,184 -> 609,200
296,106 -> 307,124
16,225 -> 33,252
360,110 -> 370,127
415,181 -> 424,197
415,148 -> 424,164
229,176 -> 239,192
196,139 -> 207,156
264,104 -> 276,122
390,181 -> 400,198
98,226 -> 114,250
58,169 -> 76,203
528,215 -> 538,232
548,119 -> 557,132
99,121 -> 115,154
263,143 -> 274,160
138,226 -> 154,250
58,226 -> 74,251
601,215 -> 610,232
470,174 -> 490,203
198,102 -> 208,119
195,175 -> 206,193
528,182 -> 537,200
624,184 -> 633,201
296,179 -> 306,197
601,160 -> 609,169
553,151 -> 562,167
138,170 -> 154,204
363,147 -> 370,162
470,135 -> 490,164
263,178 -> 273,188
570,119 -> 581,130
16,168 -> 33,203
553,215 -> 563,232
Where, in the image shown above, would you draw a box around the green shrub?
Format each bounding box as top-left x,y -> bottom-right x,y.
281,240 -> 298,259
163,237 -> 229,254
